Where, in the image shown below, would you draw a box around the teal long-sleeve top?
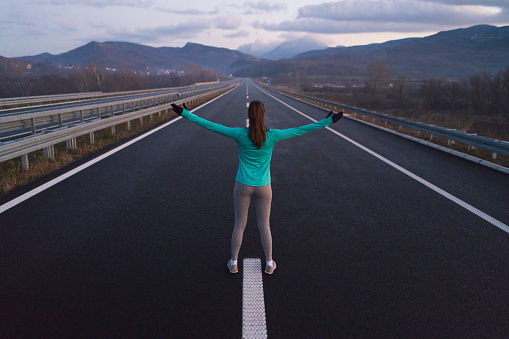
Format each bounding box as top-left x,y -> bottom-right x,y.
181,109 -> 333,186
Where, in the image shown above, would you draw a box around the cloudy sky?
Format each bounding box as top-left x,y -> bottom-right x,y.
1,0 -> 509,58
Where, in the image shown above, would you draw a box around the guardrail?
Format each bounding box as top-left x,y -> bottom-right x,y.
268,86 -> 509,160
0,81 -> 240,170
0,83 -> 223,110
0,80 -> 239,142
0,92 -> 104,109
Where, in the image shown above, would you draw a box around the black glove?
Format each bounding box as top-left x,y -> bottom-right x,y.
171,103 -> 189,116
326,110 -> 344,123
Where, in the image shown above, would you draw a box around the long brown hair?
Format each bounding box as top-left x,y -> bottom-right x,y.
248,101 -> 266,149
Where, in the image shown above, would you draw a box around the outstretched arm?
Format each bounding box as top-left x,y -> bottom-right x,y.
172,103 -> 242,140
271,110 -> 343,141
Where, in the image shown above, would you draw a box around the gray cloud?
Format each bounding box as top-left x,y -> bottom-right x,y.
213,16 -> 242,30
154,7 -> 220,15
249,0 -> 509,35
224,30 -> 250,38
244,1 -> 286,13
418,0 -> 509,8
297,1 -> 506,25
255,18 -> 441,34
100,20 -> 212,44
45,0 -> 154,8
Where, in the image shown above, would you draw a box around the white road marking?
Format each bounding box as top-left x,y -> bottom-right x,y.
246,119 -> 250,128
242,258 -> 268,339
258,86 -> 509,235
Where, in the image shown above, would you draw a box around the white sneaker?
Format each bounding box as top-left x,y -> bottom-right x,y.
264,261 -> 276,275
227,260 -> 238,274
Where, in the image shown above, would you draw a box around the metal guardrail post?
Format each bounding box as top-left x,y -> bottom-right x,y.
66,138 -> 77,150
43,145 -> 55,160
21,154 -> 29,171
31,118 -> 36,134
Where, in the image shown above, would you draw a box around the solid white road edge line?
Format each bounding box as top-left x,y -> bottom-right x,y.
0,84 -> 239,215
243,258 -> 268,339
258,86 -> 509,235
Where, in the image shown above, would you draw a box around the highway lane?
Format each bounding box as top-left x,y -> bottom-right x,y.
261,85 -> 509,229
1,79 -> 508,337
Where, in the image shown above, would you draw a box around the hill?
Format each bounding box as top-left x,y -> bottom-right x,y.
19,41 -> 259,74
236,25 -> 509,80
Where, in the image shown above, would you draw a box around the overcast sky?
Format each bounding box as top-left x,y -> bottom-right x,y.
1,0 -> 509,58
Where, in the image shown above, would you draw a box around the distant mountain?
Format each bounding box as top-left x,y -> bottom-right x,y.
10,25 -> 509,80
20,52 -> 54,63
237,37 -> 328,60
236,43 -> 258,57
263,37 -> 328,60
0,54 -> 58,76
236,25 -> 509,80
19,41 -> 259,74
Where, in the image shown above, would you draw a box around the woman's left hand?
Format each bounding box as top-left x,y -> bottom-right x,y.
326,110 -> 344,123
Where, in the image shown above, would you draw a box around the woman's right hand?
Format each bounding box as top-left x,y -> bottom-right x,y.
171,103 -> 189,116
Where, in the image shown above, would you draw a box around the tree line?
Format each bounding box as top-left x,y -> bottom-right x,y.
0,62 -> 223,98
419,68 -> 509,116
367,62 -> 509,117
300,61 -> 509,119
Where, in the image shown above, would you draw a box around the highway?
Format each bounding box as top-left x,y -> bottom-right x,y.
1,79 -> 508,338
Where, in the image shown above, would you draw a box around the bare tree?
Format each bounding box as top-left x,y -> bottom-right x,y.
394,75 -> 407,107
366,61 -> 392,103
444,81 -> 463,113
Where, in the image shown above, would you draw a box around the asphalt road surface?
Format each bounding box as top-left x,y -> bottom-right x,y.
1,79 -> 508,338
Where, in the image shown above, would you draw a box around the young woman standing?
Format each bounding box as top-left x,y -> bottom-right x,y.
171,100 -> 343,274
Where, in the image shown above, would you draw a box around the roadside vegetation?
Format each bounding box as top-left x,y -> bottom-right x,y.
262,62 -> 509,168
0,61 -> 223,98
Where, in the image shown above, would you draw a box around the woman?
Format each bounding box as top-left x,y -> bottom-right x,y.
171,100 -> 343,274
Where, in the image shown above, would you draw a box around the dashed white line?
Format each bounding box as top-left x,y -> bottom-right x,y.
242,258 -> 268,339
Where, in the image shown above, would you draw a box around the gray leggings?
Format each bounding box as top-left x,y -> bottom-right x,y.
231,181 -> 273,261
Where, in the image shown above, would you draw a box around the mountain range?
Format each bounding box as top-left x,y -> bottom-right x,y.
237,37 -> 329,60
296,24 -> 509,79
16,41 -> 259,74
3,25 -> 509,81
